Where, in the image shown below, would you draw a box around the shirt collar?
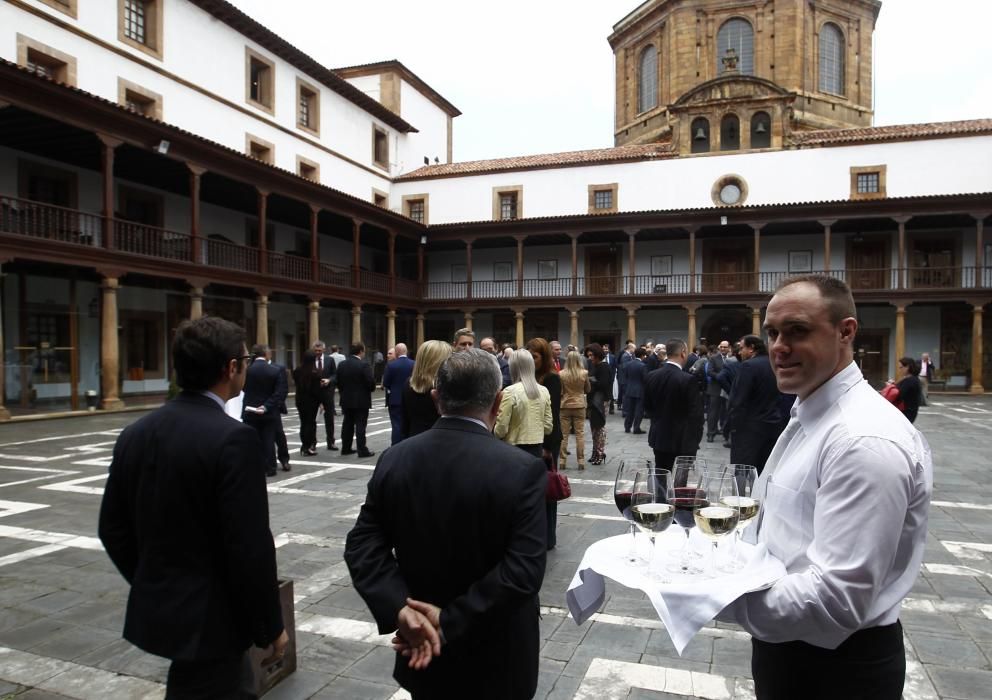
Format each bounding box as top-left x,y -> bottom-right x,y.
441,414 -> 490,431
200,390 -> 226,410
665,360 -> 682,369
794,360 -> 863,427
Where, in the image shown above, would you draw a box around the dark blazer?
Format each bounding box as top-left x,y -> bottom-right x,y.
242,359 -> 288,420
382,355 -> 415,407
98,392 -> 282,661
317,353 -> 336,384
541,371 -> 562,454
643,363 -> 704,455
345,418 -> 547,699
621,359 -> 647,400
271,362 -> 290,414
644,353 -> 660,372
728,354 -> 782,429
336,355 -> 375,410
293,363 -> 323,409
401,385 -> 440,438
616,350 -> 634,383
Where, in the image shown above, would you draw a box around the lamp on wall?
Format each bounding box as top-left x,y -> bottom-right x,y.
155,140 -> 170,155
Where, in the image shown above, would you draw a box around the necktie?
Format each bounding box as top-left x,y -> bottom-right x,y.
318,356 -> 322,371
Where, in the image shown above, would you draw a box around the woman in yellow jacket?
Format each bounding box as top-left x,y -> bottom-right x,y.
558,350 -> 591,469
494,349 -> 552,459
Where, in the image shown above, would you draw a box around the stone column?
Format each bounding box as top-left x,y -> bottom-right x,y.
569,308 -> 579,348
97,134 -> 121,250
310,205 -> 320,283
971,303 -> 984,394
255,294 -> 269,346
351,305 -> 362,343
819,219 -> 836,272
974,214 -> 988,288
465,240 -> 473,300
514,309 -> 525,347
688,228 -> 697,294
570,233 -> 580,295
0,263 -> 10,420
100,276 -> 124,410
515,235 -> 525,298
308,300 -> 320,347
386,309 -> 397,351
189,286 -> 204,320
463,310 -> 474,331
684,303 -> 698,347
188,164 -> 205,264
894,304 -> 906,363
257,189 -> 268,276
751,305 -> 762,335
751,222 -> 764,291
627,229 -> 637,294
416,312 -> 425,349
625,305 -> 638,344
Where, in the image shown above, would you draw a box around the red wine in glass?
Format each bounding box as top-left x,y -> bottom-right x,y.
615,491 -> 633,519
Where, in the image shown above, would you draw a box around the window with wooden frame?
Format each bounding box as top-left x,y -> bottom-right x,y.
372,126 -> 389,170
296,77 -> 320,136
245,134 -> 274,165
16,35 -> 77,86
118,78 -> 162,120
372,189 -> 388,208
37,0 -> 77,19
245,48 -> 275,114
850,165 -> 887,200
492,185 -> 523,221
403,194 -> 429,224
296,155 -> 319,182
118,0 -> 162,59
588,183 -> 618,214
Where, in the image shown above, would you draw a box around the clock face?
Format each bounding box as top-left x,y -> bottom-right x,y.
720,183 -> 742,205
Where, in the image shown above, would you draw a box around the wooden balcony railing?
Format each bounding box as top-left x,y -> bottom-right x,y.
266,251 -> 310,282
0,195 -> 102,246
320,263 -> 352,288
116,220 -> 191,261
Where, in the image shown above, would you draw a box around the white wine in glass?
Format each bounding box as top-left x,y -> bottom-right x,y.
695,471 -> 739,577
718,464 -> 760,572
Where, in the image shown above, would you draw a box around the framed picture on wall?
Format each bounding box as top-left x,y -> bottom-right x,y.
493,261 -> 512,281
538,259 -> 557,280
451,263 -> 466,283
651,255 -> 672,276
788,250 -> 813,273
985,243 -> 992,266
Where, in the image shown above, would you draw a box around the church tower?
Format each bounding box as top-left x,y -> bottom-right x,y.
609,0 -> 881,154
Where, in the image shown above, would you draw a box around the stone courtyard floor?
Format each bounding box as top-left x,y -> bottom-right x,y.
0,392 -> 989,699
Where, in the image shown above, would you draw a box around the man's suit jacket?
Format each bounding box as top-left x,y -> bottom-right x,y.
381,355 -> 414,407
621,359 -> 647,400
644,353 -> 660,372
98,392 -> 282,661
728,354 -> 783,428
643,363 -> 704,454
336,355 -> 375,411
317,353 -> 337,389
242,359 -> 288,420
345,418 -> 547,699
616,351 -> 634,383
271,362 -> 289,414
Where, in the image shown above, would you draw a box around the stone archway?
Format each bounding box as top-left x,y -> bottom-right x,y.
700,308 -> 751,348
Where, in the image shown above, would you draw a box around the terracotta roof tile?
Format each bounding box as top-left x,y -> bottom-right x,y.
789,119 -> 992,146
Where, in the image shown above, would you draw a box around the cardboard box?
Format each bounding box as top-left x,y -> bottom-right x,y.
249,579 -> 297,696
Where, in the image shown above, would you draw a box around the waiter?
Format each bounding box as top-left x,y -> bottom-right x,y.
720,274 -> 931,699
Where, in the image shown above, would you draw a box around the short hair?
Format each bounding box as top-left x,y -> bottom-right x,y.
775,274 -> 856,323
634,347 -> 647,359
312,340 -> 326,350
172,317 -> 246,392
740,335 -> 767,355
665,338 -> 687,357
409,340 -> 453,393
584,343 -> 605,361
435,348 -> 501,414
349,341 -> 365,355
453,327 -> 475,343
524,337 -> 553,382
899,356 -> 920,376
250,343 -> 267,359
330,345 -> 339,353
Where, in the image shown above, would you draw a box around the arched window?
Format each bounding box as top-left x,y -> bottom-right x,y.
819,23 -> 845,95
721,113 -> 740,151
638,45 -> 658,113
690,117 -> 710,153
750,111 -> 771,149
717,18 -> 754,75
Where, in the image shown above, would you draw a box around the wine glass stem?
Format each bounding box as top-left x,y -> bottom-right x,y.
710,541 -> 718,576
680,527 -> 692,570
628,524 -> 637,559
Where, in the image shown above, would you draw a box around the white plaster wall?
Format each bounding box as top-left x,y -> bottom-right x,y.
395,79 -> 450,175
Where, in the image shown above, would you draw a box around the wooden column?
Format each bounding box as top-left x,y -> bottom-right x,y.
388,230 -> 396,295
751,305 -> 762,335
974,213 -> 988,288
894,216 -> 911,289
465,240 -> 473,300
256,189 -> 269,276
99,275 -> 124,410
971,303 -> 984,394
569,308 -> 579,348
0,262 -> 10,420
515,235 -> 525,298
462,309 -> 474,331
386,309 -> 396,351
751,222 -> 764,290
188,164 -> 205,264
189,286 -> 204,320
684,303 -> 698,347
570,233 -> 579,295
351,304 -> 362,344
894,304 -> 906,364
688,228 -> 697,294
514,309 -> 525,347
308,300 -> 320,347
97,134 -> 121,250
255,294 -> 269,346
310,205 -> 320,283
416,312 -> 425,349
625,305 -> 638,344
352,219 -> 362,288
819,219 -> 836,272
627,229 -> 637,293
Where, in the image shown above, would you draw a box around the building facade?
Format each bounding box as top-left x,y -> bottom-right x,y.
0,0 -> 989,418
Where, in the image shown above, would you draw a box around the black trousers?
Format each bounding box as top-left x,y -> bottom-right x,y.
652,449 -> 678,471
244,415 -> 277,474
623,396 -> 643,432
706,394 -> 725,437
274,418 -> 288,464
317,389 -> 336,446
166,651 -> 255,699
730,422 -> 779,474
752,621 -> 905,700
341,407 -> 369,452
297,400 -> 319,451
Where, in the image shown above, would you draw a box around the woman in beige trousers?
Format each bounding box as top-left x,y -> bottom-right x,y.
559,350 -> 591,469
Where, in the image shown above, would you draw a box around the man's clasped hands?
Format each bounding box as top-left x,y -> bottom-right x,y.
393,598 -> 443,670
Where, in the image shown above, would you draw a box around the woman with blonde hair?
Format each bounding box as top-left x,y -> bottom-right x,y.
401,340 -> 453,438
494,349 -> 552,460
559,350 -> 591,469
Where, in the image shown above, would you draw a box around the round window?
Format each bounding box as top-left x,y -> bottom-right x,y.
711,174 -> 749,207
720,184 -> 741,205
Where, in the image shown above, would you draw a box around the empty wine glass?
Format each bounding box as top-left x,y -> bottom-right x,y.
667,458 -> 706,575
695,470 -> 740,577
614,460 -> 648,565
631,467 -> 674,582
718,464 -> 760,572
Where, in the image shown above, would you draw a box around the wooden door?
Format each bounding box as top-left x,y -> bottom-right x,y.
855,329 -> 888,388
585,246 -> 620,295
847,239 -> 888,290
704,242 -> 752,292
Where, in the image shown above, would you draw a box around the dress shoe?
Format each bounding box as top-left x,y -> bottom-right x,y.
632,429 -> 645,435
340,449 -> 356,455
357,450 -> 375,458
723,441 -> 732,448
707,435 -> 714,443
327,443 -> 339,451
624,428 -> 630,433
266,469 -> 277,477
280,460 -> 291,472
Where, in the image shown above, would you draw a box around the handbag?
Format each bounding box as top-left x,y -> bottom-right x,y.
880,383 -> 906,411
545,454 -> 571,502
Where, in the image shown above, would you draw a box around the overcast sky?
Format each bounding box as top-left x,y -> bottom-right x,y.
230,0 -> 992,163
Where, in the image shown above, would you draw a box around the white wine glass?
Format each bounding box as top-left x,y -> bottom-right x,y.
695,471 -> 740,577
718,464 -> 760,572
631,467 -> 674,582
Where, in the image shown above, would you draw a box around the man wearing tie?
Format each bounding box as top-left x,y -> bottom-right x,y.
382,342 -> 415,444
312,340 -> 339,451
642,339 -> 703,470
550,340 -> 563,372
336,341 -> 376,458
242,344 -> 288,477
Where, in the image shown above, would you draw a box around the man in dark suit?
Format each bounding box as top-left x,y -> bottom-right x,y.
382,342 -> 415,445
243,343 -> 288,477
312,340 -> 339,451
480,337 -> 511,388
728,335 -> 789,474
616,341 -> 635,410
603,343 -> 617,414
643,338 -> 704,470
345,348 -> 547,699
99,317 -> 287,699
705,344 -> 727,443
621,346 -> 648,434
336,341 -> 376,458
271,359 -> 291,471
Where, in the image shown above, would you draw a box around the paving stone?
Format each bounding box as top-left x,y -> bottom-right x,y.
542,640 -> 578,662
28,624 -> 121,662
298,636 -> 376,674
340,645 -> 398,685
0,616 -> 74,651
260,669 -> 333,700
580,620 -> 651,654
929,665 -> 992,699
908,630 -> 990,670
308,675 -> 399,700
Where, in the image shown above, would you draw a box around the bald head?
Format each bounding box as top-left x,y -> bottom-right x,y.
394,343 -> 408,357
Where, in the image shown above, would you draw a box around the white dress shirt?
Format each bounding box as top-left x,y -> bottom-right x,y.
724,361 -> 932,649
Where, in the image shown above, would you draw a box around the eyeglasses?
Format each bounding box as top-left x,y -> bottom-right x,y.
234,355 -> 252,363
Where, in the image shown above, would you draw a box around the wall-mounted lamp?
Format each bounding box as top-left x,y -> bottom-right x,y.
420,235 -> 427,245
156,140 -> 170,155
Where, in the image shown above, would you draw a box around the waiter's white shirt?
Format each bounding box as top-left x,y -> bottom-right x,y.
724,361 -> 932,649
